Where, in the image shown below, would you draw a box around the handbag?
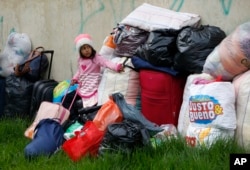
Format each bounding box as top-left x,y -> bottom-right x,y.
14,46 -> 49,82
62,121 -> 104,161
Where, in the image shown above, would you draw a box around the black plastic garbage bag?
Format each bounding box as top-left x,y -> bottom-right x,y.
4,74 -> 34,117
24,118 -> 64,159
99,119 -> 151,154
136,29 -> 180,67
112,92 -> 162,133
0,76 -> 5,117
174,25 -> 226,75
62,105 -> 102,131
176,25 -> 226,53
174,48 -> 214,75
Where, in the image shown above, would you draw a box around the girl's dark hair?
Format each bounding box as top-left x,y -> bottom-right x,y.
79,46 -> 96,59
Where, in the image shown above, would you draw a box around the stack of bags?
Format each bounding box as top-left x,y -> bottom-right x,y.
178,21 -> 250,148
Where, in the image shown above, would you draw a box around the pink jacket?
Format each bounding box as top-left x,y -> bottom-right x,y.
72,54 -> 121,98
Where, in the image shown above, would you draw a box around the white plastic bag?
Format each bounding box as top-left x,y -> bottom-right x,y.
177,73 -> 213,137
0,32 -> 31,77
186,124 -> 234,147
188,81 -> 236,130
203,22 -> 250,80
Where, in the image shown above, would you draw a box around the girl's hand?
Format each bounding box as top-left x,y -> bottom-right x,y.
117,63 -> 124,72
71,79 -> 77,85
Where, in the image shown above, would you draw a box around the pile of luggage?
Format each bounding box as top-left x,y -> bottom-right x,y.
2,3 -> 250,162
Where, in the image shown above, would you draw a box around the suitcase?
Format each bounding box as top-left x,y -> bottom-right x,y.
139,69 -> 186,126
41,50 -> 54,80
29,79 -> 58,117
29,50 -> 57,117
25,86 -> 78,139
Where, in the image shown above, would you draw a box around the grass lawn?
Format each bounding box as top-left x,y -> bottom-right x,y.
0,117 -> 248,170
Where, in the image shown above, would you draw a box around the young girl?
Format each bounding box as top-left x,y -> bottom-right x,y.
70,33 -> 123,109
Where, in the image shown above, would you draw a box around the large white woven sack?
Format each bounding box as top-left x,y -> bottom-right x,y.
121,3 -> 200,31
177,73 -> 213,137
233,70 -> 250,149
98,56 -> 140,107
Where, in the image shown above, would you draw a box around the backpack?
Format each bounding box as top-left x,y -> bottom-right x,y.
24,118 -> 64,159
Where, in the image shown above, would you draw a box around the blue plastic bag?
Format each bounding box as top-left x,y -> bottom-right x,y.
112,92 -> 163,133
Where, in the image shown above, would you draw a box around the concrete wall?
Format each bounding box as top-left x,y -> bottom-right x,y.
0,0 -> 249,81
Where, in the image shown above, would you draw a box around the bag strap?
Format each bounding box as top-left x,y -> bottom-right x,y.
17,46 -> 45,66
42,50 -> 54,79
24,47 -> 45,79
122,57 -> 139,72
25,46 -> 45,63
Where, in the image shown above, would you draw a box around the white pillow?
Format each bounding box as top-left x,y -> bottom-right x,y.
121,3 -> 201,31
